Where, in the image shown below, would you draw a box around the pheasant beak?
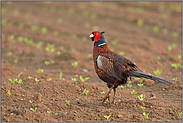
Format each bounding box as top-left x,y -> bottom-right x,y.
89,34 -> 95,38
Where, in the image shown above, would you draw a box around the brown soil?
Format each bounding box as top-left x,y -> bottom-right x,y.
1,1 -> 182,122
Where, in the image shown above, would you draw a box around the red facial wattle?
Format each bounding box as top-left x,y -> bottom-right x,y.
90,31 -> 101,42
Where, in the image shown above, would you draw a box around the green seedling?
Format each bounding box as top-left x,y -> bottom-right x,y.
53,30 -> 59,36
141,106 -> 145,110
172,77 -> 178,81
36,41 -> 43,49
17,80 -> 22,84
35,78 -> 40,83
178,112 -> 182,116
30,107 -> 37,112
19,23 -> 24,28
44,61 -> 50,66
18,72 -> 23,77
37,68 -> 44,73
157,56 -> 160,60
162,28 -> 168,34
91,13 -> 97,19
14,8 -> 20,16
138,94 -> 145,101
111,48 -> 115,52
83,11 -> 89,17
57,17 -> 63,23
17,36 -> 23,42
51,60 -> 55,64
177,55 -> 181,59
131,90 -> 137,95
172,32 -> 179,38
66,100 -> 70,104
47,78 -> 52,81
127,81 -> 132,88
137,19 -> 143,26
167,46 -> 172,51
172,63 -> 181,69
9,78 -> 17,84
67,8 -> 74,14
71,61 -> 78,67
45,47 -> 55,53
85,22 -> 90,28
55,113 -> 58,115
14,59 -> 18,64
111,39 -> 118,45
71,77 -> 77,81
104,115 -> 111,120
1,19 -> 7,25
31,25 -> 39,31
100,91 -> 105,94
57,51 -> 61,55
47,110 -> 51,114
137,82 -> 143,87
7,52 -> 13,56
71,34 -> 77,39
25,13 -> 31,18
118,85 -> 126,89
153,26 -> 159,33
88,53 -> 92,57
79,75 -> 89,82
29,99 -> 33,103
6,90 -> 11,96
172,43 -> 177,48
42,27 -> 48,33
50,6 -> 56,12
119,52 -> 125,56
83,89 -> 89,95
143,112 -> 149,118
28,76 -> 32,79
135,77 -> 140,80
59,72 -> 62,80
154,69 -> 162,76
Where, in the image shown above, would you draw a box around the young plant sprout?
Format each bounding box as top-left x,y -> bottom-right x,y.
44,61 -> 50,66
47,110 -> 51,114
17,80 -> 22,84
141,106 -> 145,110
79,76 -> 89,82
131,90 -> 137,95
154,69 -> 162,76
143,112 -> 149,118
30,107 -> 37,112
35,78 -> 40,83
104,115 -> 111,120
37,68 -> 44,74
29,99 -> 33,103
28,76 -> 32,79
127,81 -> 132,88
7,52 -> 13,56
66,100 -> 70,104
47,78 -> 52,81
71,77 -> 77,81
71,61 -> 78,67
118,85 -> 126,89
59,72 -> 62,80
6,90 -> 11,96
100,91 -> 105,94
9,78 -> 17,84
137,82 -> 143,87
138,94 -> 145,101
83,89 -> 89,95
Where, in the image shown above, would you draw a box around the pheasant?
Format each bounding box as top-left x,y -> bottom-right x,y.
89,31 -> 174,104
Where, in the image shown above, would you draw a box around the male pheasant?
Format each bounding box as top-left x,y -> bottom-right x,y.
89,31 -> 174,104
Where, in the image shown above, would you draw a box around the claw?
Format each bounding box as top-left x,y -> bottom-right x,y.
99,95 -> 110,105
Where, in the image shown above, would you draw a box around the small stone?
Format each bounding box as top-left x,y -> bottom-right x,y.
117,114 -> 123,118
150,93 -> 156,100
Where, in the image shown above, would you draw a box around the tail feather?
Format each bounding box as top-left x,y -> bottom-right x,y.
128,71 -> 175,84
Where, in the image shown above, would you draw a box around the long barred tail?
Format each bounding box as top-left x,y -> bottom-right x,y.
128,71 -> 175,84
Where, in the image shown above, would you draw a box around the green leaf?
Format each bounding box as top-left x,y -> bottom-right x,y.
131,90 -> 137,95
154,69 -> 162,75
104,115 -> 111,120
59,72 -> 62,80
137,19 -> 143,26
83,89 -> 89,95
6,90 -> 11,96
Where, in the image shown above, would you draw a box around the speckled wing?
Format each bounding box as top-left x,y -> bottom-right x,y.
97,55 -> 121,80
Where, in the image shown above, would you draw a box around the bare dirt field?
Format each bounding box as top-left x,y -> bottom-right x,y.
1,1 -> 182,122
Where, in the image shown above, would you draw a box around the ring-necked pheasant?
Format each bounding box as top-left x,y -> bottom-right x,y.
89,31 -> 174,104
